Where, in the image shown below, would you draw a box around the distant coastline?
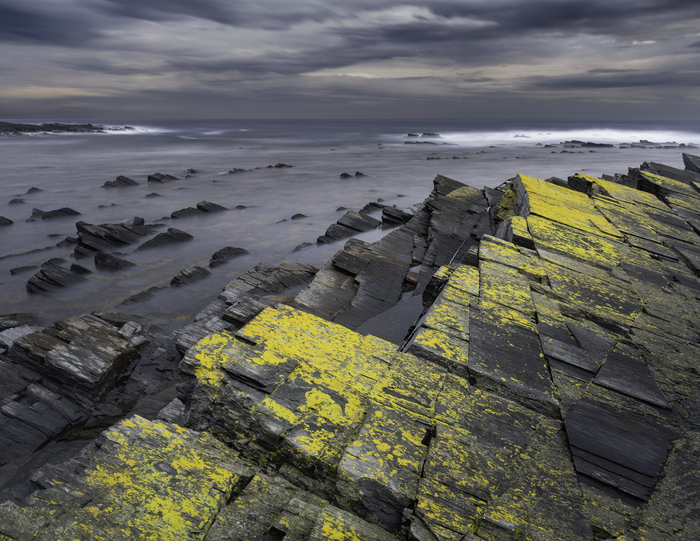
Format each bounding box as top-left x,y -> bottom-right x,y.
0,121 -> 135,137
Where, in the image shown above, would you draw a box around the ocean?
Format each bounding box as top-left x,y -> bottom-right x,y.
1,118 -> 698,329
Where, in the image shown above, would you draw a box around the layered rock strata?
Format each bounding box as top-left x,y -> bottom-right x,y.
1,155 -> 700,540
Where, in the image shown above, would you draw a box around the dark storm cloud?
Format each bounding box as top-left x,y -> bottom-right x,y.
1,0 -> 699,118
528,69 -> 700,90
0,3 -> 101,45
428,0 -> 700,37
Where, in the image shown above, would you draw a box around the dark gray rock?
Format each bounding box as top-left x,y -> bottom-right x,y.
209,246 -> 249,268
136,228 -> 193,250
102,175 -> 139,188
683,152 -> 700,174
197,200 -> 227,212
340,173 -> 353,179
10,265 -> 38,275
41,258 -> 66,268
26,265 -> 87,293
147,172 -> 178,183
94,252 -> 136,270
338,211 -> 381,232
8,198 -> 24,205
0,314 -> 42,331
73,220 -> 157,255
27,207 -> 80,221
291,213 -> 307,220
0,216 -> 13,226
170,207 -> 202,219
69,263 -> 92,275
170,266 -> 211,287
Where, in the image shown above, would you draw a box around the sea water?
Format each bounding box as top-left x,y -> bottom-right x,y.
0,118 -> 698,329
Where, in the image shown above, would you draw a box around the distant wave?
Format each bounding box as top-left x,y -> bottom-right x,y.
438,127 -> 700,147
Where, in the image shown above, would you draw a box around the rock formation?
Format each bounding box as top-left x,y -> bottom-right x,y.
2,154 -> 700,540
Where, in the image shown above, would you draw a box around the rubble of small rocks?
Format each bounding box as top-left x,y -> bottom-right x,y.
1,153 -> 700,540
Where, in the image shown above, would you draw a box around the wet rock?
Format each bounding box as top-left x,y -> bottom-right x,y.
196,200 -> 227,212
422,132 -> 440,137
340,172 -> 353,179
26,265 -> 88,293
147,172 -> 178,183
25,187 -> 42,194
0,325 -> 43,349
70,263 -> 92,275
355,171 -> 366,177
55,236 -> 77,248
229,168 -> 248,173
209,246 -> 249,268
381,205 -> 412,225
170,207 -> 202,219
73,219 -> 157,255
41,257 -> 66,268
186,168 -> 198,174
102,175 -> 139,188
0,216 -> 14,226
0,313 -> 42,331
317,211 -> 382,243
145,192 -> 161,198
268,162 -> 293,168
291,213 -> 307,220
27,207 -> 80,221
9,265 -> 38,275
170,266 -> 211,287
293,241 -> 314,252
118,286 -> 164,305
136,228 -> 193,251
8,198 -> 24,205
683,152 -> 700,174
94,252 -> 136,270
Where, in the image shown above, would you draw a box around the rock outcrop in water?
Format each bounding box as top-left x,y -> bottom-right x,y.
2,154 -> 700,540
0,121 -> 134,136
102,175 -> 139,188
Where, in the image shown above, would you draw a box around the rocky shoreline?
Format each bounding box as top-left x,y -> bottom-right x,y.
0,121 -> 135,137
1,153 -> 700,539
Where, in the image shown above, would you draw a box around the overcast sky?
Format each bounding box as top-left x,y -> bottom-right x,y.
1,0 -> 699,119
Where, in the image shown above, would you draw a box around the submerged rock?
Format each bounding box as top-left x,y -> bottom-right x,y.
0,216 -> 13,226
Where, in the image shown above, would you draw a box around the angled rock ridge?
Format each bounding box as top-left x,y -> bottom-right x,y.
1,159 -> 700,540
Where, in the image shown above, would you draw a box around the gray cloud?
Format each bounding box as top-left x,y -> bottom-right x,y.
0,0 -> 699,118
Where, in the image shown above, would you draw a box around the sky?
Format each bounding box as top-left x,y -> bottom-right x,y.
1,0 -> 699,120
